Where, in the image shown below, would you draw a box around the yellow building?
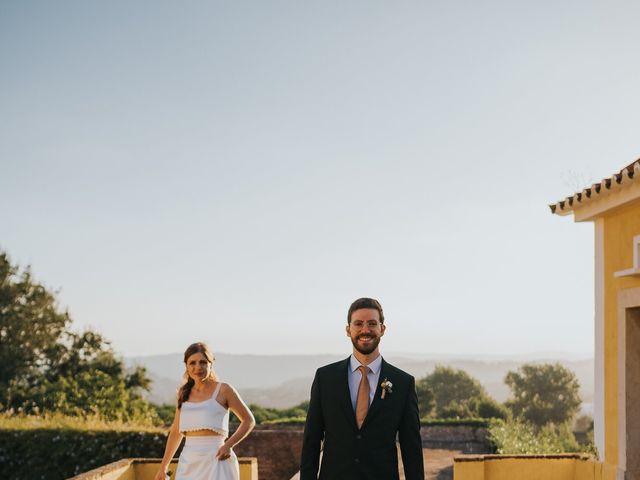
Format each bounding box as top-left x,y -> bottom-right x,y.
550,159 -> 640,479
454,159 -> 640,480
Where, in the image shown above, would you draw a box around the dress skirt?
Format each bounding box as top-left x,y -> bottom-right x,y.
175,436 -> 240,480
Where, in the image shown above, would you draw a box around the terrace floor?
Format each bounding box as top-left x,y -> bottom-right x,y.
398,448 -> 459,480
290,447 -> 461,480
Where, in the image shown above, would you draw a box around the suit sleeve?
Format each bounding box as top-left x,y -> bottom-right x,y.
398,375 -> 424,480
300,369 -> 324,480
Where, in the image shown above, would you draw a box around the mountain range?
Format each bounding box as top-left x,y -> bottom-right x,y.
127,352 -> 594,410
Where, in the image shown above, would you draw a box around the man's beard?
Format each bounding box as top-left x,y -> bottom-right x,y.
351,334 -> 380,355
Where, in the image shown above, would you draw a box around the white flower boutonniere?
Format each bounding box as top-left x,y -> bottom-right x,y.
380,378 -> 393,399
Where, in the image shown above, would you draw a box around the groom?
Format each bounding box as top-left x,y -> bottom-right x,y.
300,298 -> 424,480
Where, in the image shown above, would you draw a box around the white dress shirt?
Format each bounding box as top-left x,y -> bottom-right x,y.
348,354 -> 382,411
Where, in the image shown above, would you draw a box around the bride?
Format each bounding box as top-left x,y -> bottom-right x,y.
154,342 -> 255,480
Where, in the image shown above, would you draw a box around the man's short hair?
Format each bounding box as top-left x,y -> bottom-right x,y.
347,297 -> 385,324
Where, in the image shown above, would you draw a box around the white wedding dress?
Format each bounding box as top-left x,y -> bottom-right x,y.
175,436 -> 239,480
176,382 -> 240,480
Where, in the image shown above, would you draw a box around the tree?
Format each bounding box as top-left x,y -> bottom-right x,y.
419,365 -> 488,418
476,397 -> 509,420
245,400 -> 310,424
504,363 -> 581,427
415,379 -> 435,418
0,251 -> 154,421
0,252 -> 71,392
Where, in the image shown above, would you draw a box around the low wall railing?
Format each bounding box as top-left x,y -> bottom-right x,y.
68,457 -> 258,480
453,453 -> 610,480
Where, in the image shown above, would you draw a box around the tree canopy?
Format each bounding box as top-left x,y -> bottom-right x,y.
0,251 -> 154,422
504,362 -> 581,427
417,365 -> 507,419
0,252 -> 70,388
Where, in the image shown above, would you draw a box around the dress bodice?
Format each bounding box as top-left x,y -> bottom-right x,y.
179,382 -> 229,436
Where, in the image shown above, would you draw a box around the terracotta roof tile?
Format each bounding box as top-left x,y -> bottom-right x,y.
549,159 -> 640,214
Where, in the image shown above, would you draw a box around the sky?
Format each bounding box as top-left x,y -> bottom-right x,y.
2,0 -> 640,357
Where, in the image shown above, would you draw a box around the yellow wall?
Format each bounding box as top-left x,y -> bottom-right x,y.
239,458 -> 258,480
134,462 -> 175,480
132,459 -> 257,480
602,199 -> 640,468
484,457 -> 575,480
454,460 -> 485,480
73,458 -> 257,480
453,456 -> 612,480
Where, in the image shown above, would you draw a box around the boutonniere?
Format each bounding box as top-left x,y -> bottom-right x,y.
380,378 -> 393,399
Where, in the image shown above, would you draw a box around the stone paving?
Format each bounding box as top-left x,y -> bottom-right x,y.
290,447 -> 461,479
399,448 -> 461,480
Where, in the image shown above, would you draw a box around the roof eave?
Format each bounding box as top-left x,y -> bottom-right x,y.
550,160 -> 640,221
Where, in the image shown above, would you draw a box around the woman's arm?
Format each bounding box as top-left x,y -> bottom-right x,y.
153,407 -> 184,480
216,383 -> 256,460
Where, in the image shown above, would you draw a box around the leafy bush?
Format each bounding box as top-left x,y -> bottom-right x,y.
243,401 -> 309,424
573,414 -> 594,433
8,370 -> 159,424
439,401 -> 475,419
476,397 -> 509,420
488,418 -> 582,454
261,416 -> 306,425
152,403 -> 177,427
0,415 -> 169,480
420,417 -> 489,427
0,413 -> 162,431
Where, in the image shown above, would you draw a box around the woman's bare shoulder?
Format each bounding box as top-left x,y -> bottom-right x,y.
219,382 -> 237,394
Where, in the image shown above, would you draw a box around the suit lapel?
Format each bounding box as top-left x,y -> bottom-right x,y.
361,357 -> 386,429
338,357 -> 358,431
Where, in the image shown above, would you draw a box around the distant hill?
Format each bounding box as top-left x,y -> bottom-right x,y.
128,353 -> 594,409
128,353 -> 345,406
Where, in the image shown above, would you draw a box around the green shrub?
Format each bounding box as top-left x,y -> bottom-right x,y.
439,401 -> 475,419
0,415 -> 169,480
0,413 -> 162,431
476,397 -> 509,420
244,401 -> 309,424
488,418 -> 582,454
152,403 -> 177,427
261,416 -> 306,425
420,417 -> 489,427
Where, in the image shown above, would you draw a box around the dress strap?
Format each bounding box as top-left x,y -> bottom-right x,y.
212,381 -> 222,400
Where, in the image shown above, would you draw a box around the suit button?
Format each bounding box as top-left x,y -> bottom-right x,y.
355,458 -> 360,463
356,434 -> 362,439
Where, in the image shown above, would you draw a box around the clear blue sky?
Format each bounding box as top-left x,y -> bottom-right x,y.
2,0 -> 639,356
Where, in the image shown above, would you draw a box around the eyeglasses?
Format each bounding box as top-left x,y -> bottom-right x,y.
350,320 -> 382,329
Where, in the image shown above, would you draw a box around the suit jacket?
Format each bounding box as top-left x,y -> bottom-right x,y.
300,357 -> 424,480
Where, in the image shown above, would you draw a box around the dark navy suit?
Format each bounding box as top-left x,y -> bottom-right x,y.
300,357 -> 424,480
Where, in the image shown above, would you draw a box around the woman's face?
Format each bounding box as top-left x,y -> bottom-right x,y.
186,352 -> 211,382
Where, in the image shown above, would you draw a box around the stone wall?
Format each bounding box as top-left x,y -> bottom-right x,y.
233,424 -> 304,480
232,423 -> 492,479
420,425 -> 492,454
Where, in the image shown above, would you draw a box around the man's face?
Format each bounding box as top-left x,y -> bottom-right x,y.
346,308 -> 386,355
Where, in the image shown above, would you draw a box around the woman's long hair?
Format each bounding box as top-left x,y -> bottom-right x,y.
177,342 -> 218,408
